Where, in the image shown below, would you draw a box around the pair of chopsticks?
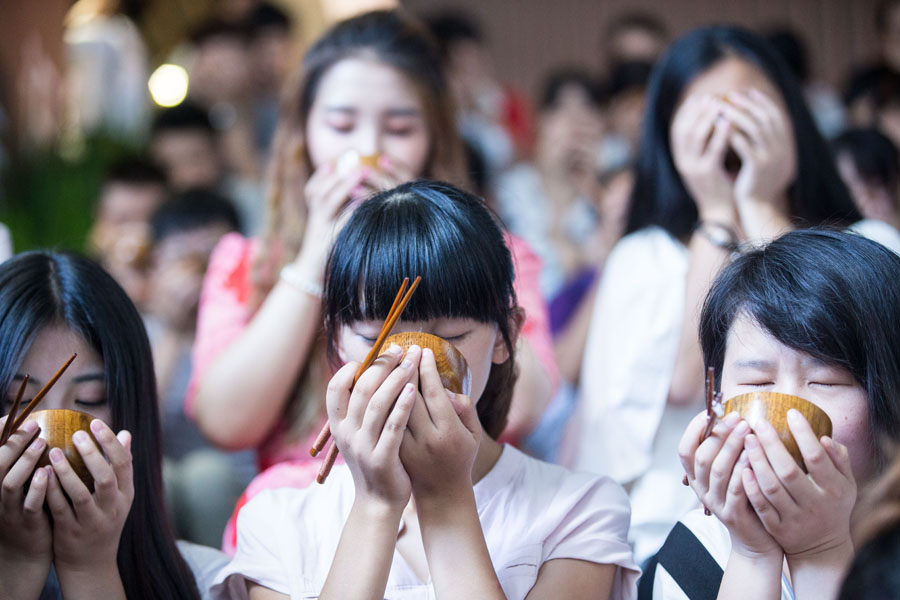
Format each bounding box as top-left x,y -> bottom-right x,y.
310,276 -> 422,484
682,366 -> 724,515
0,354 -> 77,446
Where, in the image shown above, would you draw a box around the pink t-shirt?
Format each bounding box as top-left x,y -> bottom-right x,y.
211,445 -> 639,599
187,232 -> 558,469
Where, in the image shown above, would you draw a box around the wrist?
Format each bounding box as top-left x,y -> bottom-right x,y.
280,262 -> 324,299
786,536 -> 854,567
692,220 -> 741,252
414,484 -> 476,518
353,495 -> 406,523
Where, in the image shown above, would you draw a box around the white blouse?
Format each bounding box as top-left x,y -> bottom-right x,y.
211,445 -> 639,599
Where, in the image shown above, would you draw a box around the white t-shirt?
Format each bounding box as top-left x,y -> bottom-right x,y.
211,445 -> 639,600
649,509 -> 793,600
562,227 -> 699,564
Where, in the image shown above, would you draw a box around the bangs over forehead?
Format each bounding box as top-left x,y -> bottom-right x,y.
325,181 -> 515,328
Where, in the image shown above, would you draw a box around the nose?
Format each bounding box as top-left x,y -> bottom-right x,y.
353,123 -> 381,157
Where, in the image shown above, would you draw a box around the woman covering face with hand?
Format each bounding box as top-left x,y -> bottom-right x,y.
188,10 -> 558,555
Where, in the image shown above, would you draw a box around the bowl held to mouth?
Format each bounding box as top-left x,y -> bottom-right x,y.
723,391 -> 833,471
379,332 -> 471,396
26,409 -> 97,491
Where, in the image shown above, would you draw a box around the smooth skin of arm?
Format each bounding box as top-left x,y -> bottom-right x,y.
193,165 -> 367,450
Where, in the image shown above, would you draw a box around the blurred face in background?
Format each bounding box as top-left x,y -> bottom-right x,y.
151,129 -> 222,191
538,83 -> 604,174
305,57 -> 431,176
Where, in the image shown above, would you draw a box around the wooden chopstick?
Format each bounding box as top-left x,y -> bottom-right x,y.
309,278 -> 410,458
6,354 -> 77,440
314,276 -> 421,483
0,375 -> 29,446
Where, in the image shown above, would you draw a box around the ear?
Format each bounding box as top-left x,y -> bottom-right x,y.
491,308 -> 524,365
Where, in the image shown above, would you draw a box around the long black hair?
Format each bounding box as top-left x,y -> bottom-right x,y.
324,180 -> 518,438
628,25 -> 861,239
0,252 -> 199,599
699,229 -> 900,469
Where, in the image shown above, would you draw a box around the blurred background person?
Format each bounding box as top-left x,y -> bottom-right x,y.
87,156 -> 168,312
427,10 -> 533,184
144,189 -> 256,548
833,127 -> 900,234
149,101 -> 264,235
601,12 -> 668,75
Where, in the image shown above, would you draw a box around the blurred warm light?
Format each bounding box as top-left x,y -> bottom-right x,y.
148,64 -> 189,107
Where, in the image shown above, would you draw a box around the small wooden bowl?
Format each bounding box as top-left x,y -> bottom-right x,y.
379,332 -> 471,395
25,409 -> 97,491
723,392 -> 833,471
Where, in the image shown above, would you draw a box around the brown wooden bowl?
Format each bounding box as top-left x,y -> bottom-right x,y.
379,332 -> 471,395
723,392 -> 833,471
25,409 -> 97,491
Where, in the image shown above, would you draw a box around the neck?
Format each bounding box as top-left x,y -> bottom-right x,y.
471,432 -> 503,484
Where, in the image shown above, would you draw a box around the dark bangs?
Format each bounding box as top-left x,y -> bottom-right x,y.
325,180 -> 515,335
700,229 -> 900,466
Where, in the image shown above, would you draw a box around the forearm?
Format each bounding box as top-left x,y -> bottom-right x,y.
717,549 -> 783,600
0,558 -> 50,600
786,541 -> 854,600
319,499 -> 403,600
507,339 -> 553,438
417,489 -> 505,600
55,561 -> 126,600
193,278 -> 322,449
668,231 -> 731,406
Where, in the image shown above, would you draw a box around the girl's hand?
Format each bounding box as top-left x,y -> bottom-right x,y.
721,89 -> 795,210
0,418 -> 52,565
327,345 -> 420,510
357,155 -> 415,196
679,410 -> 780,558
740,410 -> 856,560
670,94 -> 737,224
45,419 -> 134,571
296,161 -> 368,269
400,348 -> 481,501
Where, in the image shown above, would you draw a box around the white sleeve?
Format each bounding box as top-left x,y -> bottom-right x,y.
568,230 -> 687,482
543,474 -> 640,600
209,491 -> 292,599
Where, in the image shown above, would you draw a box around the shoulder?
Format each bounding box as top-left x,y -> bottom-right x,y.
483,446 -> 633,546
850,219 -> 900,255
608,227 -> 687,270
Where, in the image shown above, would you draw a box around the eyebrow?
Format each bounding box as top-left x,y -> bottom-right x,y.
323,106 -> 421,117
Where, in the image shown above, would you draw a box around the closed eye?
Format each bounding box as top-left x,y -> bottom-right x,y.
74,398 -> 107,407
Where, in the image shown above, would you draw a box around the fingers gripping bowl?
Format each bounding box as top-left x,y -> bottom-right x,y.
26,409 -> 98,491
723,391 -> 833,471
379,331 -> 472,396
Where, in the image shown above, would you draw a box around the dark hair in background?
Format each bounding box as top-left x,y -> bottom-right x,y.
833,127 -> 900,193
699,229 -> 900,469
843,65 -> 900,110
605,11 -> 667,41
323,180 -> 518,439
0,252 -> 199,599
538,67 -> 605,111
764,27 -> 809,84
839,523 -> 900,599
246,2 -> 292,36
189,17 -> 250,46
151,188 -> 241,242
426,11 -> 483,60
876,0 -> 900,34
102,157 -> 168,187
607,60 -> 654,98
150,101 -> 215,138
628,26 -> 860,240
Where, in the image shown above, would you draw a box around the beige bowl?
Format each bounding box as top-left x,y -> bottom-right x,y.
379,332 -> 471,395
26,409 -> 97,491
723,392 -> 833,471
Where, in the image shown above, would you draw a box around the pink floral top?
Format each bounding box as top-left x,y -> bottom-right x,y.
186,231 -> 558,470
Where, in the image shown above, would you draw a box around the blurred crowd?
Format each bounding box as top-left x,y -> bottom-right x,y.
3,1 -> 900,598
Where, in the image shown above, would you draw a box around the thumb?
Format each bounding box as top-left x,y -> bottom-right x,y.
447,391 -> 480,435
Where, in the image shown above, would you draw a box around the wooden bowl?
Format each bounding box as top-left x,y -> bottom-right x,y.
723,392 -> 833,471
25,409 -> 97,491
379,332 -> 471,395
